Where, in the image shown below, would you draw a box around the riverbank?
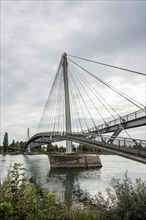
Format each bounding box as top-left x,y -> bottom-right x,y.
0,163 -> 146,220
0,150 -> 114,155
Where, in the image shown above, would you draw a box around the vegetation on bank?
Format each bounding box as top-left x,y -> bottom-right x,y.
1,132 -> 104,154
0,163 -> 146,220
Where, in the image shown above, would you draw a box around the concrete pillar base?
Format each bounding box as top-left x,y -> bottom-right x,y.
48,154 -> 102,169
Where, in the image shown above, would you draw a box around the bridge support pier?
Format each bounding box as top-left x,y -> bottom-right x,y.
48,154 -> 102,169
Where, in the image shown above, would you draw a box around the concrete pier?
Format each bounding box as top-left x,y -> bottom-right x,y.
48,154 -> 102,169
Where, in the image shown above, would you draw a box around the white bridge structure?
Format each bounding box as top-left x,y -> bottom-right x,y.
24,53 -> 146,163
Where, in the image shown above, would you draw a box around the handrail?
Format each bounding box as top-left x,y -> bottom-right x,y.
83,108 -> 146,133
33,131 -> 146,147
26,131 -> 146,158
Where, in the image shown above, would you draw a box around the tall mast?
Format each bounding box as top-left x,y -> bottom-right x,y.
62,53 -> 72,153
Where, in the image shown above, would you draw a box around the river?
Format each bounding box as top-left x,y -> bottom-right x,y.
0,154 -> 145,206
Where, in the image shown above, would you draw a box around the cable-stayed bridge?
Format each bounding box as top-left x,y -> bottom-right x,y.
25,53 -> 146,163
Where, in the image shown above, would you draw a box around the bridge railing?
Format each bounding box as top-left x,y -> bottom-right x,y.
84,108 -> 146,133
35,131 -> 146,148
94,135 -> 146,157
28,131 -> 146,157
66,132 -> 146,157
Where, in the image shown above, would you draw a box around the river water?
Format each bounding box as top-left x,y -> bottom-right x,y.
0,154 -> 145,205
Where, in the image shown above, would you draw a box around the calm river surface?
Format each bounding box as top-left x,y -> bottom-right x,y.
0,154 -> 145,205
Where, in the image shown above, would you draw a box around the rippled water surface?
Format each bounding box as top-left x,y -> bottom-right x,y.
0,154 -> 145,203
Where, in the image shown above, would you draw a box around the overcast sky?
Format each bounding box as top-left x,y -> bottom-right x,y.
1,0 -> 145,144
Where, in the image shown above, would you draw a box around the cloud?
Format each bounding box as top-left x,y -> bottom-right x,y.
1,1 -> 145,143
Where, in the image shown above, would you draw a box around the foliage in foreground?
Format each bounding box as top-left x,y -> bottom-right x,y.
0,163 -> 146,220
95,172 -> 146,220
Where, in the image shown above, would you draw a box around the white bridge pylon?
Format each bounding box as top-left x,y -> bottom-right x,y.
62,53 -> 72,153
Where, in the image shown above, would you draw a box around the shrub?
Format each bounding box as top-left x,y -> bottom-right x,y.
0,163 -> 66,220
0,164 -> 146,220
95,172 -> 146,220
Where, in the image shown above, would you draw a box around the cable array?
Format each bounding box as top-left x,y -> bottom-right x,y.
37,54 -> 145,143
68,54 -> 146,76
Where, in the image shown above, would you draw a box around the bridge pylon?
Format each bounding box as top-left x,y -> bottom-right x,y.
62,53 -> 72,153
26,127 -> 30,152
26,127 -> 30,141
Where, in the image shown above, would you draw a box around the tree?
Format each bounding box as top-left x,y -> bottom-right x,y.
58,146 -> 66,152
19,141 -> 25,149
54,144 -> 59,152
47,143 -> 56,152
3,132 -> 9,152
77,144 -> 89,152
9,140 -> 15,152
16,141 -> 21,149
11,140 -> 15,147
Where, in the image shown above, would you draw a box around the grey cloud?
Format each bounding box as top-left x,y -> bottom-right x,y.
1,1 -> 145,143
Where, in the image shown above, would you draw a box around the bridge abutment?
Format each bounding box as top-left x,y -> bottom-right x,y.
48,154 -> 102,169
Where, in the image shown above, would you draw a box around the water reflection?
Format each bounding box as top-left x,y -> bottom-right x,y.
23,155 -> 50,185
22,155 -> 102,205
0,154 -> 26,179
0,154 -> 145,207
49,169 -> 81,205
48,168 -> 102,206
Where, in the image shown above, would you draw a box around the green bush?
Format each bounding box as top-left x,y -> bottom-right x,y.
0,163 -> 66,220
0,164 -> 146,220
95,172 -> 146,220
0,202 -> 13,220
67,209 -> 97,220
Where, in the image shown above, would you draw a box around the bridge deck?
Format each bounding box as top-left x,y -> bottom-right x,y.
84,108 -> 146,134
24,108 -> 146,163
25,131 -> 146,164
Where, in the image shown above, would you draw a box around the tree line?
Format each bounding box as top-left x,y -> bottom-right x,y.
1,132 -> 25,152
1,132 -> 101,153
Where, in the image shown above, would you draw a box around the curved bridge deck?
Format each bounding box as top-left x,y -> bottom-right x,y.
25,131 -> 146,164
